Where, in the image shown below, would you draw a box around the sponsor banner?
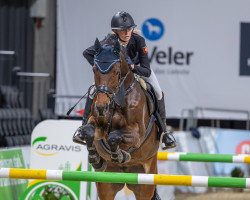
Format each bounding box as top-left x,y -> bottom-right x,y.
20,120 -> 88,200
20,181 -> 79,200
0,149 -> 28,200
57,0 -> 250,119
213,128 -> 250,175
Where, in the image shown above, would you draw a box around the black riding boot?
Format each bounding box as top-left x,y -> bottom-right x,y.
73,96 -> 93,144
81,96 -> 93,125
157,95 -> 176,150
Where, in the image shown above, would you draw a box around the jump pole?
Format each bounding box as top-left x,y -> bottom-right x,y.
1,168 -> 250,189
157,152 -> 250,164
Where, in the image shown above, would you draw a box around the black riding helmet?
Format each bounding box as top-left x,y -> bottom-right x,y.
111,11 -> 137,30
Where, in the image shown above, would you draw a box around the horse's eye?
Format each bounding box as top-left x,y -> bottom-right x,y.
116,72 -> 119,75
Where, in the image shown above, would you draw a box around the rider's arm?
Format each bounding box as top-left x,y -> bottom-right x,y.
131,37 -> 151,77
83,34 -> 117,66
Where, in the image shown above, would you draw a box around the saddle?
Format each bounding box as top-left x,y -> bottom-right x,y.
136,75 -> 169,138
135,75 -> 157,116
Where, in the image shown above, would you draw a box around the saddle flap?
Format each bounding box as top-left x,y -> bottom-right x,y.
135,75 -> 156,116
144,89 -> 155,116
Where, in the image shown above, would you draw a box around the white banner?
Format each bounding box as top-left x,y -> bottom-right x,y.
57,0 -> 250,119
27,120 -> 88,200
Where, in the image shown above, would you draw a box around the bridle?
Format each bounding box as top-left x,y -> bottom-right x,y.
92,55 -> 137,134
90,51 -> 154,156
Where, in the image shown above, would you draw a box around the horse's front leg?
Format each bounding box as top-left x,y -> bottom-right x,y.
79,122 -> 107,171
107,127 -> 140,163
106,130 -> 130,163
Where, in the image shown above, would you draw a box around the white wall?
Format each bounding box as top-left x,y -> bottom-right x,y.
57,0 -> 250,119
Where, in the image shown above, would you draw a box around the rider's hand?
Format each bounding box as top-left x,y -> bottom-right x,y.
126,56 -> 133,65
126,57 -> 134,70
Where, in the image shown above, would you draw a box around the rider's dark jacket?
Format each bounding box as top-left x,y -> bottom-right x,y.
83,33 -> 151,77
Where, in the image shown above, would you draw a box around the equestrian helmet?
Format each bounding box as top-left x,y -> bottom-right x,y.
111,11 -> 137,30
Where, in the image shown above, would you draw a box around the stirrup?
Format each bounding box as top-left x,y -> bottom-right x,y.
160,130 -> 176,150
72,126 -> 87,145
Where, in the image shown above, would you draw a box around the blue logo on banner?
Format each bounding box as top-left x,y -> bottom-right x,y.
142,18 -> 164,41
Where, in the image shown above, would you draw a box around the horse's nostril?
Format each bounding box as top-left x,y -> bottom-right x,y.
104,103 -> 108,111
95,103 -> 109,116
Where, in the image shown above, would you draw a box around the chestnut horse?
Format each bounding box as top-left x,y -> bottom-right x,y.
77,39 -> 160,200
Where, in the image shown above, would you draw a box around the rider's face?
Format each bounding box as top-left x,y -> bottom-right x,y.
115,28 -> 133,42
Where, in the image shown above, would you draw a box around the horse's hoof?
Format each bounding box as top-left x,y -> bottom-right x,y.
82,123 -> 95,144
107,131 -> 123,151
93,159 -> 107,172
120,149 -> 131,163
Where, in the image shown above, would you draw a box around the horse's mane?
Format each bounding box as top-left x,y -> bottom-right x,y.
102,34 -> 128,58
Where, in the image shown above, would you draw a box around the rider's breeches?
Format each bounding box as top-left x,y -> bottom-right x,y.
141,69 -> 163,100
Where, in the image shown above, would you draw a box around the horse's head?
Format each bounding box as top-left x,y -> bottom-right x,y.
93,38 -> 129,118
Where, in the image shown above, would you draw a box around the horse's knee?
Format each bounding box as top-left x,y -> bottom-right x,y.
107,131 -> 131,163
107,131 -> 123,151
81,123 -> 95,145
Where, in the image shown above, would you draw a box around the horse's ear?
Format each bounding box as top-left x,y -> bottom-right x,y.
113,40 -> 120,55
95,38 -> 102,55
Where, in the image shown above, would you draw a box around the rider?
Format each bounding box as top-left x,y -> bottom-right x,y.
74,11 -> 176,149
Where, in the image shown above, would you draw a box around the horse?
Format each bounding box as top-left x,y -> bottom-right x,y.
76,38 -> 160,200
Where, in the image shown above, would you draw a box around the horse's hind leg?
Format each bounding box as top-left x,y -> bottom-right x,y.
127,184 -> 156,200
127,155 -> 158,200
96,182 -> 124,200
126,171 -> 156,200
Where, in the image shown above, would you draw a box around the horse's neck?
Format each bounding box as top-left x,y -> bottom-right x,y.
120,56 -> 134,90
124,70 -> 135,91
